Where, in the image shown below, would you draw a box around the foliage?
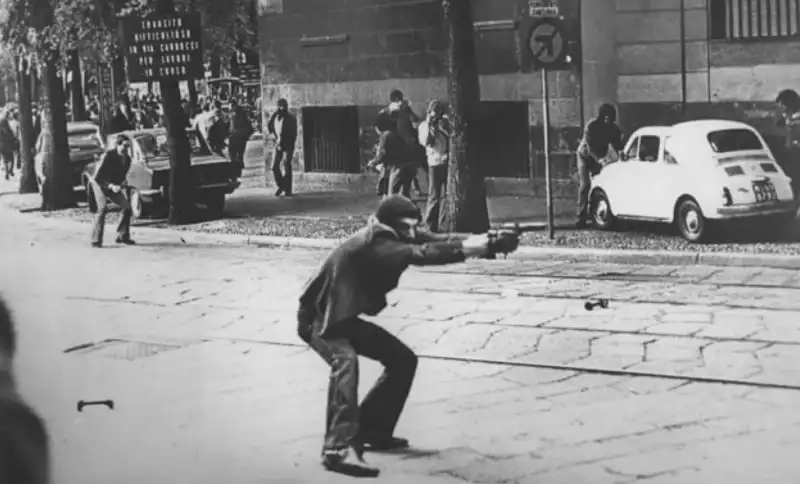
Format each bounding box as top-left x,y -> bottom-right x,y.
0,0 -> 256,70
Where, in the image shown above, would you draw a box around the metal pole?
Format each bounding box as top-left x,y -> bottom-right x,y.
542,67 -> 554,239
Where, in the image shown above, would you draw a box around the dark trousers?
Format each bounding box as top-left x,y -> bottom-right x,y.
272,147 -> 294,194
424,164 -> 447,232
1,150 -> 14,179
298,309 -> 418,454
377,167 -> 390,196
389,163 -> 415,198
90,180 -> 132,245
576,151 -> 601,222
228,134 -> 249,176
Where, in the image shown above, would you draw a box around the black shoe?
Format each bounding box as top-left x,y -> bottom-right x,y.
116,237 -> 136,245
360,435 -> 410,452
275,188 -> 284,196
322,447 -> 380,478
91,242 -> 102,248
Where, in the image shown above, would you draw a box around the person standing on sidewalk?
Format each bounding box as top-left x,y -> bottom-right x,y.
575,103 -> 624,228
266,98 -> 297,197
418,100 -> 451,232
368,110 -> 414,198
0,107 -> 18,180
228,98 -> 253,178
0,297 -> 51,484
776,89 -> 800,200
296,195 -> 519,477
89,136 -> 135,248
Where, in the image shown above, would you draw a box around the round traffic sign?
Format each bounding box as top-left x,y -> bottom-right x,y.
528,18 -> 566,69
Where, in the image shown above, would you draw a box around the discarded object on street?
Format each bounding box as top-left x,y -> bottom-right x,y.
584,299 -> 609,311
77,400 -> 114,412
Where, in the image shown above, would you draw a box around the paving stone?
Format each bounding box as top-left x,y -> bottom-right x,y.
516,464 -> 633,484
644,337 -> 709,362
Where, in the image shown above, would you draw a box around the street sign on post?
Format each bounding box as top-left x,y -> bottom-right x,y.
120,14 -> 204,83
529,0 -> 559,18
528,17 -> 566,240
97,64 -> 115,138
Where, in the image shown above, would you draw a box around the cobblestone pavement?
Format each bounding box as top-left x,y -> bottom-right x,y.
2,211 -> 800,483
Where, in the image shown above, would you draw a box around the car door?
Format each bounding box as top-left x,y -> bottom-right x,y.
604,136 -> 641,217
624,135 -> 663,218
647,135 -> 684,220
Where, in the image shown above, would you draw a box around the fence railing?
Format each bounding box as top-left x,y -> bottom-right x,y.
710,0 -> 800,39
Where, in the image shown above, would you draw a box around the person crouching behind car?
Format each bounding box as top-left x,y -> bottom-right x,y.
89,136 -> 135,248
776,89 -> 800,201
575,103 -> 625,228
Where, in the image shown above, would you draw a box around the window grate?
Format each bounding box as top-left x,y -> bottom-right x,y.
710,0 -> 800,39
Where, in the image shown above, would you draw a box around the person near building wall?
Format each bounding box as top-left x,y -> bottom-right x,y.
575,103 -> 624,228
266,98 -> 298,196
417,99 -> 451,232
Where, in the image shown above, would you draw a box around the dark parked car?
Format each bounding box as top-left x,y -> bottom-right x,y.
83,128 -> 241,217
66,121 -> 106,195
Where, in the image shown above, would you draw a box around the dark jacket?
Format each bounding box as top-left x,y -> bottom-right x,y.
229,105 -> 253,138
298,218 -> 467,338
370,130 -> 409,168
267,111 -> 297,151
93,149 -> 131,189
109,112 -> 132,135
579,118 -> 624,160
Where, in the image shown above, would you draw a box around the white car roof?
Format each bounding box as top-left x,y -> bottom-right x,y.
631,119 -> 757,138
670,119 -> 756,136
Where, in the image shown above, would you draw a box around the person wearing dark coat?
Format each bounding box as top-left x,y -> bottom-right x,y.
266,98 -> 298,196
109,103 -> 133,135
0,297 -> 51,484
296,195 -> 519,477
575,103 -> 625,228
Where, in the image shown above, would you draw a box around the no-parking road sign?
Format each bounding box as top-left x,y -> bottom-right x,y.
528,18 -> 567,69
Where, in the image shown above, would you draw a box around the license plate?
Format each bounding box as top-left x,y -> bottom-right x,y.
752,180 -> 778,203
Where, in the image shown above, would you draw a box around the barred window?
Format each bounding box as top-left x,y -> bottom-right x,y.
710,0 -> 800,39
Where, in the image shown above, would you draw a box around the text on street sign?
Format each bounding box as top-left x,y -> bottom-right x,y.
121,14 -> 204,83
529,0 -> 559,17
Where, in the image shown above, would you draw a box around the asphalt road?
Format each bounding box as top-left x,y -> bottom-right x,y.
1,208 -> 799,483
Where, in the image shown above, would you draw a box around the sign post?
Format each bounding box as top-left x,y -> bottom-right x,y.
528,17 -> 566,240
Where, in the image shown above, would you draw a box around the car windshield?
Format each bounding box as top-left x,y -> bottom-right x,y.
137,131 -> 203,157
68,129 -> 101,149
707,129 -> 764,153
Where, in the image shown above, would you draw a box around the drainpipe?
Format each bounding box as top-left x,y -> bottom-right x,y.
679,0 -> 688,117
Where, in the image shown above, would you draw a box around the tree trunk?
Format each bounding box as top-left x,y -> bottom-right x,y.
68,50 -> 87,121
41,53 -> 76,210
440,0 -> 489,233
187,80 -> 198,117
157,0 -> 195,224
16,57 -> 38,194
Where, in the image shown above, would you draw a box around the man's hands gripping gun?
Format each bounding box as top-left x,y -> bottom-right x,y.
486,222 -> 544,258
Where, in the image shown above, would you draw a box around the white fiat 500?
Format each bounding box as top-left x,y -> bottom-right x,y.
589,119 -> 797,242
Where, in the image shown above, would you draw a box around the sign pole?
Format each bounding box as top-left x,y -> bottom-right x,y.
541,67 -> 554,240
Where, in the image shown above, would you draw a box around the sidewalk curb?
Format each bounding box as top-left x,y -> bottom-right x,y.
4,199 -> 800,269
136,222 -> 800,270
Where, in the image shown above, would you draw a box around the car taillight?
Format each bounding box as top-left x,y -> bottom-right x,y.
722,187 -> 733,206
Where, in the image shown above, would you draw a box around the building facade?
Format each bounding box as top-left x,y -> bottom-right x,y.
257,0 -> 800,192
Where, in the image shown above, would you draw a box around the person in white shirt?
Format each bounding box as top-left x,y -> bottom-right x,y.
417,100 -> 451,232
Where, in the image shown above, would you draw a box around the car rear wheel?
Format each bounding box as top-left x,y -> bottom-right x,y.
130,189 -> 149,219
591,190 -> 616,230
676,199 -> 709,243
